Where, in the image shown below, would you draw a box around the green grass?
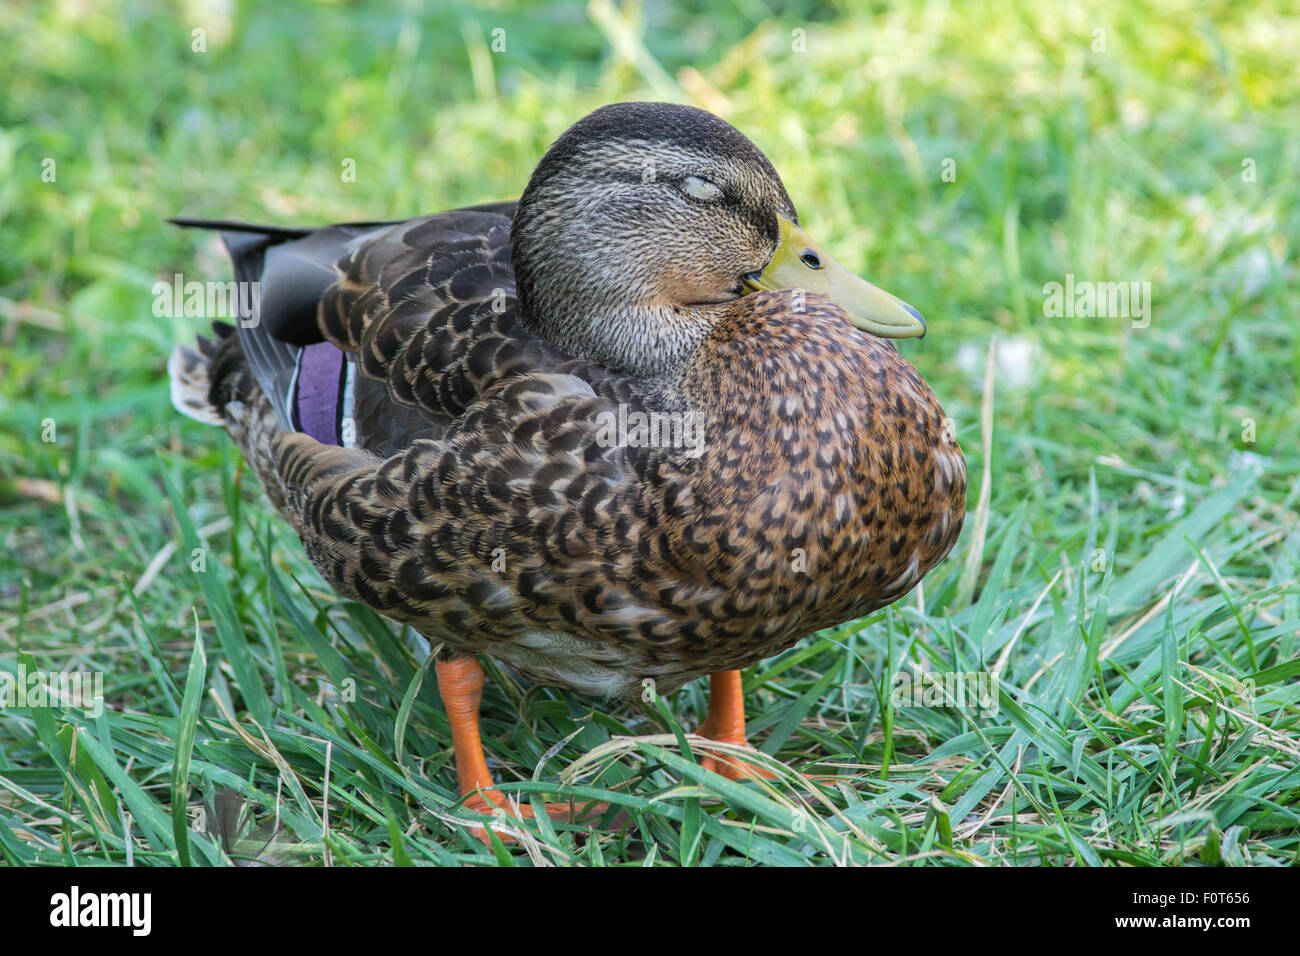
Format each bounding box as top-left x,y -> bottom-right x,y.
1,0 -> 1298,866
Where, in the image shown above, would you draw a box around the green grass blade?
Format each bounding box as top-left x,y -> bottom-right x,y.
172,626 -> 207,866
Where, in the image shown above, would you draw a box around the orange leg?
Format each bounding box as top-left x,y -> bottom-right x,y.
695,670 -> 777,781
435,655 -> 602,840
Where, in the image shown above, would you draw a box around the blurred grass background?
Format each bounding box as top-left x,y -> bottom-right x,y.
0,0 -> 1297,865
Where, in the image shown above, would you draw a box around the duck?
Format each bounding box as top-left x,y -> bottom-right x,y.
168,101 -> 967,827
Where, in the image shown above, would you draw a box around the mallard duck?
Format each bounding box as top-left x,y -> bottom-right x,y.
169,102 -> 966,824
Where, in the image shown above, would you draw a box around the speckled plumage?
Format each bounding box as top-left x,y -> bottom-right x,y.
171,102 -> 966,700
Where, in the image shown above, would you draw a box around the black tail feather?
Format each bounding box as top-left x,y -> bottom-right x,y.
167,217 -> 318,239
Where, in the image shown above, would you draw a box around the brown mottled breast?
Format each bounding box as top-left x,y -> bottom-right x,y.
662,291 -> 967,662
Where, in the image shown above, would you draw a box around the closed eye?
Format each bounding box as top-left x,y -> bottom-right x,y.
679,175 -> 723,202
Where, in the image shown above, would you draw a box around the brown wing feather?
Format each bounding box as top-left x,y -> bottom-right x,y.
319,208 -> 581,427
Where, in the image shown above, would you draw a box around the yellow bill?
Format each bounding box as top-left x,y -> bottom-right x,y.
741,215 -> 926,338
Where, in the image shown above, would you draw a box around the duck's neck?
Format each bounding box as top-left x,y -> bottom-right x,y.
518,290 -> 726,379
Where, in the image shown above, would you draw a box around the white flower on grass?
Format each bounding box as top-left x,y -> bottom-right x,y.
955,337 -> 1038,392
1228,449 -> 1267,475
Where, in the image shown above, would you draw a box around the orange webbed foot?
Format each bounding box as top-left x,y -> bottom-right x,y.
461,789 -> 611,844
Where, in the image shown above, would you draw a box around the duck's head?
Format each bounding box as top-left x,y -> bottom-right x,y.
511,102 -> 926,377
